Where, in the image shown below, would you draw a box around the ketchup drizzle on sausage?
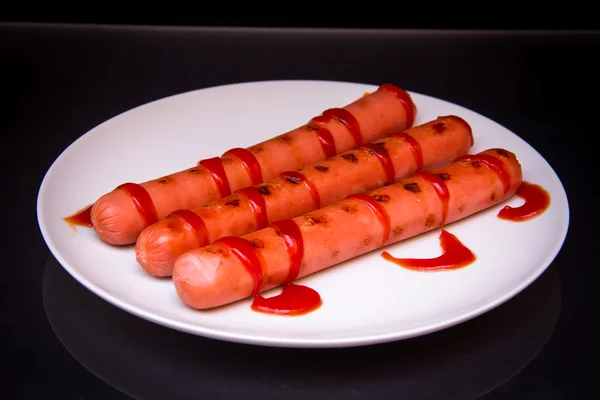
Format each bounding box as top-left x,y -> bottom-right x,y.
117,183 -> 159,226
198,157 -> 232,198
419,172 -> 450,226
223,148 -> 263,186
63,204 -> 93,228
236,187 -> 268,230
455,154 -> 511,194
346,193 -> 391,246
215,236 -> 264,296
311,108 -> 363,146
280,171 -> 322,209
389,131 -> 424,172
498,181 -> 551,221
359,143 -> 395,185
315,127 -> 337,159
217,222 -> 321,316
382,229 -> 476,271
252,219 -> 321,316
270,219 -> 305,282
378,84 -> 416,128
170,209 -> 210,247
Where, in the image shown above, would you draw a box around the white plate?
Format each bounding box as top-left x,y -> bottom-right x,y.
37,80 -> 570,348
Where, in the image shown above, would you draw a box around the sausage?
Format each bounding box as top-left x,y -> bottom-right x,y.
172,148 -> 522,310
136,115 -> 473,277
90,83 -> 416,245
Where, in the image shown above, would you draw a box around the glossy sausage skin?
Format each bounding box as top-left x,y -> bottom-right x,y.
172,149 -> 522,310
90,84 -> 416,245
136,115 -> 473,277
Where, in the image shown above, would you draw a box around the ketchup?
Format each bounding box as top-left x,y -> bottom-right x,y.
390,131 -> 424,171
63,204 -> 93,228
346,193 -> 391,246
117,183 -> 159,226
170,209 -> 210,247
419,172 -> 450,226
198,157 -> 231,198
378,83 -> 416,128
310,108 -> 363,147
216,219 -> 322,316
315,127 -> 337,159
360,143 -> 396,185
223,148 -> 263,185
455,154 -> 512,194
382,229 -> 476,271
236,186 -> 268,230
280,171 -> 321,209
498,181 -> 551,221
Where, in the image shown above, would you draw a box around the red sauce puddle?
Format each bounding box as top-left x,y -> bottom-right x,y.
63,204 -> 93,228
498,181 -> 551,221
382,229 -> 476,271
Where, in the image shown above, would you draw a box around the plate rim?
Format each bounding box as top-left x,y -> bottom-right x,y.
36,79 -> 571,348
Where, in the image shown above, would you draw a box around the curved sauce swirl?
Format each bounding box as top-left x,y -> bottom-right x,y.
170,209 -> 210,247
498,181 -> 550,221
223,148 -> 263,185
382,229 -> 476,271
419,172 -> 450,226
236,186 -> 268,230
454,154 -> 512,194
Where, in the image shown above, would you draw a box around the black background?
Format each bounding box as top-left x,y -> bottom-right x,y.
1,6 -> 599,400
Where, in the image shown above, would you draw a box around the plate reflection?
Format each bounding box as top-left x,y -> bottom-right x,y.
43,255 -> 561,400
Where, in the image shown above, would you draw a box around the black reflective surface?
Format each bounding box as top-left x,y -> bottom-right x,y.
2,24 -> 597,399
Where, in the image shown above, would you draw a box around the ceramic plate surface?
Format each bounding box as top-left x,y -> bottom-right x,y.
37,80 -> 569,348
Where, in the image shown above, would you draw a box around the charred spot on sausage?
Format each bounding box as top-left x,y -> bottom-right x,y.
425,213 -> 436,227
315,165 -> 329,172
363,236 -> 371,246
188,168 -> 200,174
373,194 -> 390,203
458,204 -> 465,212
471,161 -> 482,168
304,215 -> 328,226
491,192 -> 496,201
251,145 -> 263,153
393,226 -> 404,237
249,239 -> 264,248
495,149 -> 510,158
278,134 -> 293,143
258,186 -> 271,195
403,182 -> 421,193
156,178 -> 170,184
225,199 -> 240,207
341,153 -> 358,163
438,173 -> 451,181
341,204 -> 358,214
432,122 -> 446,134
332,249 -> 340,258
